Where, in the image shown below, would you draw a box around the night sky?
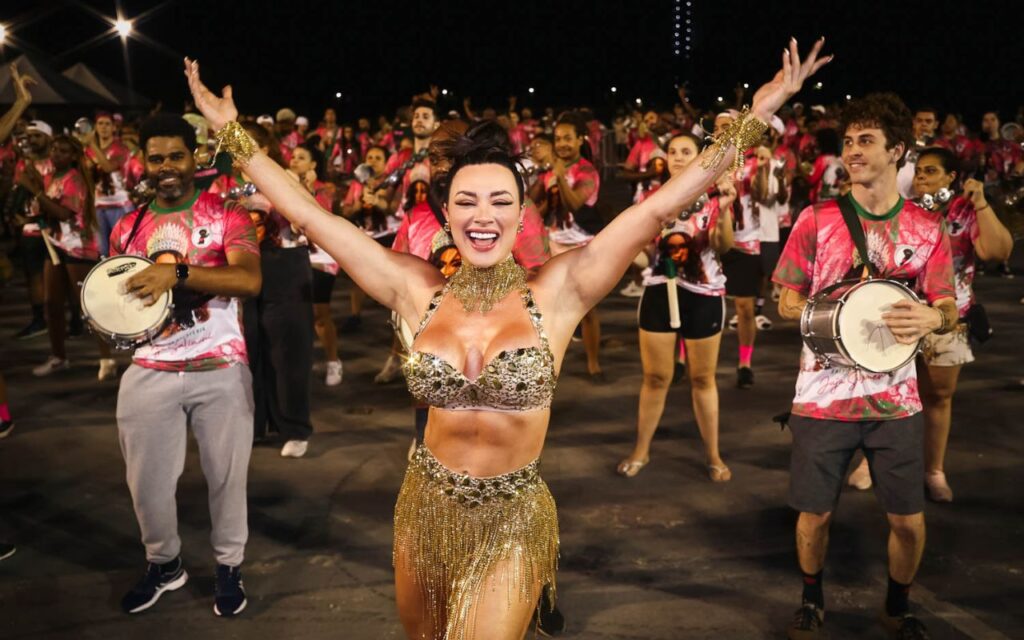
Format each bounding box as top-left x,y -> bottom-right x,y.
3,0 -> 1022,128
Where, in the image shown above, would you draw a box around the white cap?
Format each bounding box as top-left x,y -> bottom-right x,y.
810,105 -> 826,114
27,120 -> 53,137
769,115 -> 785,135
295,115 -> 309,126
257,114 -> 274,126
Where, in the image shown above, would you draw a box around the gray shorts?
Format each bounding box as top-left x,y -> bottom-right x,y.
788,413 -> 924,515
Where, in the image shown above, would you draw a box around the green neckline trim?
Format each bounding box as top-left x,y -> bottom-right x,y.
848,192 -> 903,221
150,189 -> 199,213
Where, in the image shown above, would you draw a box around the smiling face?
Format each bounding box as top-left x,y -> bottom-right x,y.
913,154 -> 955,197
666,136 -> 698,177
145,136 -> 196,203
445,163 -> 522,268
554,123 -> 582,162
841,124 -> 903,187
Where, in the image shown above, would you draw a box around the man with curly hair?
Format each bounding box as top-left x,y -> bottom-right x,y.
773,94 -> 957,640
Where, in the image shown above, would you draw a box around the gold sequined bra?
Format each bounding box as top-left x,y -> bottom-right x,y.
402,287 -> 557,412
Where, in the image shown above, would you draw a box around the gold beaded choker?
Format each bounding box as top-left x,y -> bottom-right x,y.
448,256 -> 526,314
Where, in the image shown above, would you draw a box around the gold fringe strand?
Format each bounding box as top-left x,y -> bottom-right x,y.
394,446 -> 559,640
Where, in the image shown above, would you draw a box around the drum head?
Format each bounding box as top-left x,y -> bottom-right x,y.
839,281 -> 919,372
391,311 -> 416,353
82,256 -> 171,338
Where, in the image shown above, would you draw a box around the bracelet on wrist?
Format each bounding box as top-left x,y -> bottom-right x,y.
700,106 -> 770,173
214,121 -> 259,166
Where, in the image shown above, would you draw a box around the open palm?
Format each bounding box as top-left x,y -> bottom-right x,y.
751,38 -> 832,120
183,58 -> 237,131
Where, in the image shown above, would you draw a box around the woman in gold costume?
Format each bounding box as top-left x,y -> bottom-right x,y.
184,38 -> 829,639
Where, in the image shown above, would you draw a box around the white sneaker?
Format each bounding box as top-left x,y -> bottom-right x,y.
619,281 -> 644,298
727,315 -> 738,330
98,358 -> 118,381
374,355 -> 402,384
325,360 -> 343,386
280,440 -> 308,458
755,315 -> 773,330
33,356 -> 70,377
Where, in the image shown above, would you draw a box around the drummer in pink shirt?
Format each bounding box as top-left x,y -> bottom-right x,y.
773,94 -> 955,640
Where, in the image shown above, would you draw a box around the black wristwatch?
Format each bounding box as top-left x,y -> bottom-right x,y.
175,263 -> 190,284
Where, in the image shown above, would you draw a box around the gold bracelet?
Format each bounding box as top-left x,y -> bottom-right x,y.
700,106 -> 770,173
214,121 -> 258,166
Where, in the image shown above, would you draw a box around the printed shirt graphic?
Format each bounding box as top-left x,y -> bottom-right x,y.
16,157 -> 55,237
110,190 -> 259,372
942,196 -> 980,318
540,157 -> 599,247
46,167 -> 99,260
640,188 -> 726,296
772,197 -> 955,421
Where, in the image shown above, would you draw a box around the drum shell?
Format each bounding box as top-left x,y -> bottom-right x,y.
800,279 -> 921,373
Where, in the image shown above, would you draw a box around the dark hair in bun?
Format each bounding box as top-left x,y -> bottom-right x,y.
437,120 -> 526,205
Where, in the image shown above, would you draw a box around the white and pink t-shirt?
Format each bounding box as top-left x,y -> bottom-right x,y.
733,158 -> 761,255
640,191 -> 727,297
625,136 -> 658,171
86,140 -> 131,208
46,167 -> 99,260
772,195 -> 955,421
110,190 -> 259,372
539,157 -> 600,248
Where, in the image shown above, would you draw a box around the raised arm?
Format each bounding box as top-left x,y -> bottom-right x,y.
184,59 -> 443,321
537,38 -> 831,318
0,65 -> 34,143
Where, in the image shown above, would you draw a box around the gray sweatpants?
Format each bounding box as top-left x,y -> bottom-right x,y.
116,364 -> 254,567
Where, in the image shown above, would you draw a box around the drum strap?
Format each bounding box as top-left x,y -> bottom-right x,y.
122,203 -> 150,253
837,194 -> 878,278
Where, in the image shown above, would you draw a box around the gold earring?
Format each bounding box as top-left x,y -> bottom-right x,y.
443,222 -> 451,234
517,218 -> 524,233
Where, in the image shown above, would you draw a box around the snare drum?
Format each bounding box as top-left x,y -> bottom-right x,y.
80,255 -> 172,349
801,279 -> 921,373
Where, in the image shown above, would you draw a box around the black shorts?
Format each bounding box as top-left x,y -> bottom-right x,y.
722,250 -> 763,297
637,283 -> 725,339
21,235 -> 48,276
311,267 -> 336,304
788,413 -> 925,516
759,241 -> 780,279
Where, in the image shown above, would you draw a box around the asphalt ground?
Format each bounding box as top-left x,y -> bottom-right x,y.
1,183 -> 1022,639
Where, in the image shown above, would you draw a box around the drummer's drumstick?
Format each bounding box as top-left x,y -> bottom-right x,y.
40,229 -> 61,265
664,257 -> 681,329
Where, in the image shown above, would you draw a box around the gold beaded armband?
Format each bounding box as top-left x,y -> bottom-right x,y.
700,106 -> 770,173
214,121 -> 258,166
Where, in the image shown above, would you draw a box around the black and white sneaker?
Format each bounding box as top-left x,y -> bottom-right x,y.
213,564 -> 247,617
0,543 -> 16,561
0,420 -> 14,439
787,602 -> 825,639
121,557 -> 188,614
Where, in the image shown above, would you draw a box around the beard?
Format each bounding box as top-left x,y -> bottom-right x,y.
152,170 -> 190,202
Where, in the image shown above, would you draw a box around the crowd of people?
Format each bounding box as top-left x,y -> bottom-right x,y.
0,38 -> 1022,639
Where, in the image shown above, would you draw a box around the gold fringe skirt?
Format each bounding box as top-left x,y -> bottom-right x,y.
393,445 -> 559,640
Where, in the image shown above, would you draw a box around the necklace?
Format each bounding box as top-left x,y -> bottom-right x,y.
448,256 -> 526,314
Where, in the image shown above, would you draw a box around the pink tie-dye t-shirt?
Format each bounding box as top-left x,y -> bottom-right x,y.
110,190 -> 259,372
772,196 -> 955,421
46,167 -> 99,260
941,196 -> 981,318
